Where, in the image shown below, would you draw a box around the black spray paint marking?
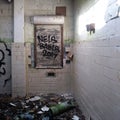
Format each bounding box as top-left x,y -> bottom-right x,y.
37,35 -> 57,43
0,40 -> 11,87
0,40 -> 11,56
3,75 -> 11,87
0,49 -> 6,76
0,68 -> 6,76
0,49 -> 5,66
37,34 -> 60,59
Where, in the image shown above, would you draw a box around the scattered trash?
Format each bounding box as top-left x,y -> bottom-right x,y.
42,116 -> 50,120
0,93 -> 85,120
61,93 -> 74,100
50,101 -> 75,116
37,111 -> 43,114
41,106 -> 49,112
28,96 -> 41,102
72,115 -> 80,120
20,113 -> 34,120
10,102 -> 16,107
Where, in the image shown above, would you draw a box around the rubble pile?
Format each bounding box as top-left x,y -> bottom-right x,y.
0,93 -> 85,120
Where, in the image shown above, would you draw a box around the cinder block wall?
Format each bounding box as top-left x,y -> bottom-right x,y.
73,0 -> 120,120
0,1 -> 13,94
24,0 -> 74,95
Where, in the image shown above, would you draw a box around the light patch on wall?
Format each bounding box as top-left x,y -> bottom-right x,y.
105,0 -> 120,22
78,0 -> 108,36
117,0 -> 120,4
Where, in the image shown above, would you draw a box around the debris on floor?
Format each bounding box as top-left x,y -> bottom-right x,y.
0,93 -> 85,120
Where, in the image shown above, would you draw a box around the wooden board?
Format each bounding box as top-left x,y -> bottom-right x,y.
35,24 -> 63,68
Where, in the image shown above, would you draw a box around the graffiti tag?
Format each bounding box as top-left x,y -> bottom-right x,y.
37,34 -> 60,59
35,25 -> 62,68
0,40 -> 11,87
0,49 -> 6,76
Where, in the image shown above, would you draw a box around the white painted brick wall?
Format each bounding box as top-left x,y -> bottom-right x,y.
73,0 -> 120,120
12,43 -> 26,97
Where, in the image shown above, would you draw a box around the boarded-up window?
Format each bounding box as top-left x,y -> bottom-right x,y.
35,24 -> 63,68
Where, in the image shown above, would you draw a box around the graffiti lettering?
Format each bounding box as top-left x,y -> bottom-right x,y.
38,43 -> 60,53
0,40 -> 11,87
0,40 -> 11,56
0,68 -> 6,76
3,75 -> 11,87
0,49 -> 6,76
37,35 -> 57,43
0,49 -> 5,67
42,50 -> 58,59
37,34 -> 60,59
0,48 -> 6,77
